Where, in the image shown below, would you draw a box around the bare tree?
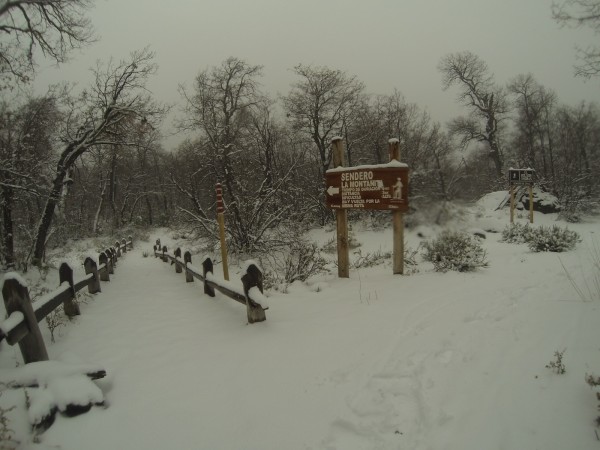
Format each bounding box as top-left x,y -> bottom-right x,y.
0,0 -> 94,87
553,0 -> 600,78
438,51 -> 509,178
283,64 -> 365,176
31,48 -> 165,265
508,74 -> 557,179
0,92 -> 60,268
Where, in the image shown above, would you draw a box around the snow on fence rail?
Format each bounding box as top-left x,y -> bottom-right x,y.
152,239 -> 267,323
0,237 -> 134,364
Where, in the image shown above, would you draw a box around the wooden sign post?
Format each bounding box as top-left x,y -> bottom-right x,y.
389,139 -> 404,274
331,138 -> 350,278
325,137 -> 409,276
216,183 -> 230,281
508,168 -> 535,224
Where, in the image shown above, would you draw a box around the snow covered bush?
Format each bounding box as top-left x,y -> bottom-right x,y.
545,349 -> 566,374
352,249 -> 391,268
527,225 -> 580,252
259,239 -> 329,290
422,231 -> 488,272
501,222 -> 533,244
0,388 -> 17,449
585,373 -> 600,427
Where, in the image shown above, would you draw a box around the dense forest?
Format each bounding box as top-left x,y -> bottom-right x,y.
1,0 -> 599,270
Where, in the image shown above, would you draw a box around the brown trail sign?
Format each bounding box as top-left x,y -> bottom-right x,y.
326,164 -> 409,211
325,138 -> 409,276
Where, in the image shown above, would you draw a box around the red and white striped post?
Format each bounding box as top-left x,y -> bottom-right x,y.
216,183 -> 230,281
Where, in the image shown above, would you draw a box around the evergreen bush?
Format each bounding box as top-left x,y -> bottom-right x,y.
527,225 -> 580,252
422,230 -> 488,272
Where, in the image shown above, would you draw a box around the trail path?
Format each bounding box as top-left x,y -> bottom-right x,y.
3,227 -> 597,450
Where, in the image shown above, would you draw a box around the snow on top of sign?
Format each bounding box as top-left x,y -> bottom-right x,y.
330,136 -> 343,142
326,160 -> 408,173
388,138 -> 399,143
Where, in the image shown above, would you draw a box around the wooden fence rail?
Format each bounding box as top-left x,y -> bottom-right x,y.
0,237 -> 133,363
152,239 -> 267,323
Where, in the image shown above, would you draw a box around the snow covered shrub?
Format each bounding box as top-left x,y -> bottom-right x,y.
422,231 -> 488,272
283,241 -> 328,284
585,373 -> 600,427
0,388 -> 17,449
527,225 -> 580,252
45,307 -> 67,343
259,239 -> 329,290
352,249 -> 391,268
501,222 -> 533,244
546,349 -> 566,374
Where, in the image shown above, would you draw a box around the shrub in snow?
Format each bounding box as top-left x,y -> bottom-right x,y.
0,389 -> 17,449
527,225 -> 580,253
501,222 -> 533,244
352,249 -> 391,268
422,231 -> 488,272
260,239 -> 329,290
585,373 -> 600,427
545,349 -> 566,374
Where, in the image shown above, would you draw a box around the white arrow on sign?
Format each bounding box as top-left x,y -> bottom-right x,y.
327,186 -> 340,196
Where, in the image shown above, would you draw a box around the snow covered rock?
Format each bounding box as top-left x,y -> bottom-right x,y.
0,360 -> 106,432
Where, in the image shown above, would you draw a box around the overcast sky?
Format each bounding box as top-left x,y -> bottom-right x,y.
34,0 -> 600,149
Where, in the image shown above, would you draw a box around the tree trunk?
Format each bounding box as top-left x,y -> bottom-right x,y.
32,172 -> 66,266
1,186 -> 15,269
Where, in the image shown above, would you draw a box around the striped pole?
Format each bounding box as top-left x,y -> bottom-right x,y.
216,183 -> 229,281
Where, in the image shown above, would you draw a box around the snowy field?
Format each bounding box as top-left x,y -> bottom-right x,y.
1,193 -> 599,450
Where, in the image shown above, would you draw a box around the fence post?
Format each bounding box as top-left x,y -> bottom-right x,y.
162,246 -> 168,262
59,263 -> 81,318
84,257 -> 101,294
241,264 -> 266,323
202,258 -> 215,297
174,248 -> 182,273
115,241 -> 122,257
2,277 -> 49,363
121,238 -> 127,253
184,251 -> 194,282
98,252 -> 110,282
105,249 -> 114,274
128,235 -> 133,250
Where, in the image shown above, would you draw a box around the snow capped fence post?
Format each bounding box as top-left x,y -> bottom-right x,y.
389,138 -> 404,275
202,257 -> 215,297
2,276 -> 49,363
121,238 -> 127,253
331,137 -> 350,278
115,241 -> 122,257
84,257 -> 101,294
174,248 -> 182,273
162,246 -> 168,262
98,252 -> 110,282
105,249 -> 114,275
128,235 -> 133,249
184,251 -> 194,283
241,263 -> 266,323
59,263 -> 81,318
110,247 -> 117,264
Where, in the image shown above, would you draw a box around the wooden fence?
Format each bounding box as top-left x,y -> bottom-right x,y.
152,239 -> 267,323
0,237 -> 134,363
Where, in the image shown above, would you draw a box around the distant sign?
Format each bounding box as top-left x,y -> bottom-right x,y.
508,168 -> 535,185
325,166 -> 409,211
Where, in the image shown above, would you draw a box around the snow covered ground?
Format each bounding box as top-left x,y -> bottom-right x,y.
1,194 -> 599,449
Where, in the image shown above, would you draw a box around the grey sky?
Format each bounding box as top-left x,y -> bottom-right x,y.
34,0 -> 600,149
